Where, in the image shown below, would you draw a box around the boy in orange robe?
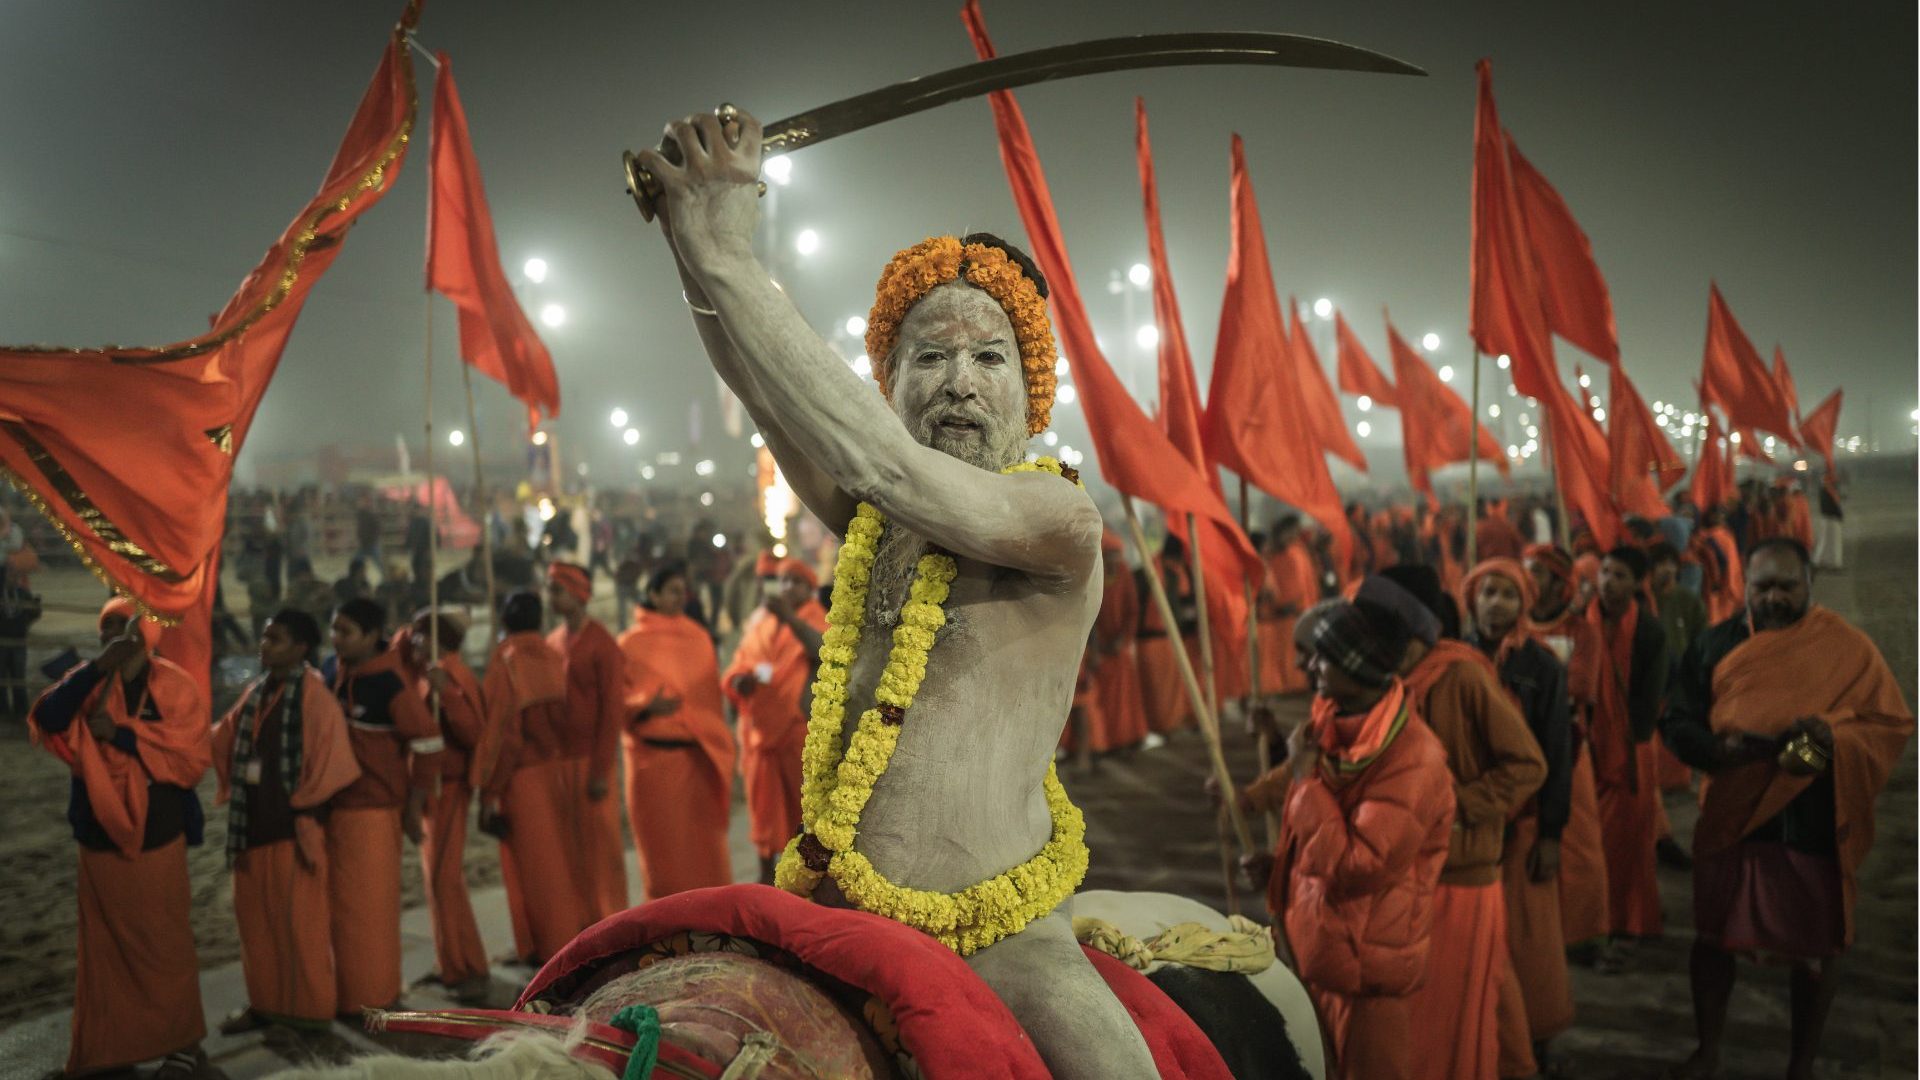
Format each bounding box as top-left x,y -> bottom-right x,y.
1135,536 -> 1196,735
1587,547 -> 1669,956
31,598 -> 211,1077
545,562 -> 632,921
323,597 -> 442,1015
395,610 -> 490,1002
1661,539 -> 1913,1079
1236,600 -> 1454,1080
473,591 -> 598,964
1091,532 -> 1149,751
722,553 -> 825,882
213,609 -> 362,1031
1362,571 -> 1546,1080
617,563 -> 737,900
1525,543 -> 1612,952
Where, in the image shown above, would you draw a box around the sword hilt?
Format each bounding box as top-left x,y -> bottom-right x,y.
624,104 -> 774,223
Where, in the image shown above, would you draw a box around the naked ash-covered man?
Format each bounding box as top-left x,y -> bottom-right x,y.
633,105 -> 1158,1076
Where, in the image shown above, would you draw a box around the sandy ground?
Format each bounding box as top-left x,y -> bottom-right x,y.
0,465 -> 1912,1078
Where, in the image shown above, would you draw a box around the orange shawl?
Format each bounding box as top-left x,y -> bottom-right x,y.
1584,601 -> 1639,788
472,631 -> 568,796
617,608 -> 737,817
1695,606 -> 1913,944
35,657 -> 210,857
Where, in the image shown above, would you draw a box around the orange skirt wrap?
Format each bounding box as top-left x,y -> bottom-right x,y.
328,805 -> 403,1014
1597,741 -> 1664,937
1405,881 -> 1506,1080
500,757 -> 598,962
421,778 -> 489,985
1498,816 -> 1573,1046
742,737 -> 805,860
234,838 -> 335,1024
1136,636 -> 1192,734
1310,986 -> 1412,1080
69,837 -> 205,1073
625,738 -> 734,901
1558,746 -> 1610,945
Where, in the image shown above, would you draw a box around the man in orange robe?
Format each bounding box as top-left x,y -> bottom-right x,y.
1363,572 -> 1546,1080
722,553 -> 826,882
1661,539 -> 1912,1079
546,562 -> 631,921
1091,532 -> 1149,751
1257,517 -> 1319,696
473,590 -> 597,963
31,598 -> 211,1077
213,609 -> 362,1031
1135,535 -> 1197,735
1587,547 -> 1669,956
395,610 -> 490,1002
1525,543 -> 1611,953
618,565 -> 736,899
324,597 -> 442,1014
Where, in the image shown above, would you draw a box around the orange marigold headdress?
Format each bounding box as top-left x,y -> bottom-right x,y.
864,233 -> 1058,436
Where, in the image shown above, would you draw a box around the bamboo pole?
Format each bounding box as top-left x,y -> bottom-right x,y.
1122,498 -> 1253,855
1185,516 -> 1219,723
1239,477 -> 1278,848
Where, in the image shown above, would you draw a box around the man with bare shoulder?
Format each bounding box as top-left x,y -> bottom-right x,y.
634,105 -> 1158,1077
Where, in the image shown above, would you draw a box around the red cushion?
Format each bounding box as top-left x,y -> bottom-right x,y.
1080,947 -> 1235,1080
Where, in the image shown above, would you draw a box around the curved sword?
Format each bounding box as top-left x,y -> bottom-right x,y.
625,31 -> 1425,219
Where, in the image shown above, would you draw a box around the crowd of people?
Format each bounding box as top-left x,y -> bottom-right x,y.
14,461 -> 1900,1080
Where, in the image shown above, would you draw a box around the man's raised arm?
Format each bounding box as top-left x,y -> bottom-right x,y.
640,110 -> 1099,582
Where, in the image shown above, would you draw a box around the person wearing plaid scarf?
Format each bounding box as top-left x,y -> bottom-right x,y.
211,609 -> 360,1031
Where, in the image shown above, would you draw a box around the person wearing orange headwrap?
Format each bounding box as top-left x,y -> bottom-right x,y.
617,562 -> 736,900
30,597 -> 211,1076
722,552 -> 826,882
473,590 -> 596,964
1524,543 -> 1611,953
545,561 -> 632,921
212,608 -> 362,1032
1463,559 -> 1575,1074
1091,531 -> 1149,751
1659,539 -> 1912,1079
1365,571 -> 1545,1080
393,610 -> 490,1003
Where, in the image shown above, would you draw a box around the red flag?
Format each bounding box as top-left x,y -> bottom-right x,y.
1690,410 -> 1734,512
1540,381 -> 1622,547
1133,98 -> 1251,656
1199,136 -> 1350,566
1798,389 -> 1842,474
1607,366 -> 1682,517
1289,302 -> 1368,471
427,55 -> 560,430
1772,346 -> 1801,427
1701,283 -> 1798,446
960,0 -> 1257,579
1335,310 -> 1397,406
1384,314 -> 1508,503
1507,133 -> 1620,366
1469,59 -> 1558,402
0,19 -> 415,641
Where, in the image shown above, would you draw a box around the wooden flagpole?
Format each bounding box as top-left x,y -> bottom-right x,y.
1239,477 -> 1278,848
1122,498 -> 1253,856
1185,517 -> 1219,723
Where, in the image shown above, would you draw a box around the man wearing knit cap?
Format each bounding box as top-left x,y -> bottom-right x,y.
722,551 -> 827,882
1239,599 -> 1453,1080
546,561 -> 632,921
1363,570 -> 1546,1080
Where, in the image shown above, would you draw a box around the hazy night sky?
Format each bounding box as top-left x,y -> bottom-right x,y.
2,1 -> 1912,492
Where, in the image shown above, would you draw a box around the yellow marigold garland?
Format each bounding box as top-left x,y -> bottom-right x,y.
773,457 -> 1089,954
864,236 -> 1058,437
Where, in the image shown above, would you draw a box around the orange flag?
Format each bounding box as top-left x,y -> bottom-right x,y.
1690,410 -> 1734,512
427,55 -> 560,429
1468,59 -> 1558,402
1542,381 -> 1623,547
1772,347 -> 1801,427
1798,389 -> 1842,474
1199,136 -> 1351,567
1607,366 -> 1682,517
1289,302 -> 1368,471
960,0 -> 1257,577
1385,315 -> 1509,504
1507,132 -> 1620,367
1133,98 -> 1251,649
0,16 -> 416,642
1701,283 -> 1799,447
1335,310 -> 1398,406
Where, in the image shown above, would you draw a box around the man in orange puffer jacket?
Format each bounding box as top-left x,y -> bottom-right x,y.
1238,599 -> 1455,1080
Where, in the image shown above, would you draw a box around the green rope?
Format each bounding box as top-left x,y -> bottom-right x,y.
609,1004 -> 661,1080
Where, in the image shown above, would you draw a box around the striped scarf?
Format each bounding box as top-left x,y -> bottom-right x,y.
226,668 -> 304,864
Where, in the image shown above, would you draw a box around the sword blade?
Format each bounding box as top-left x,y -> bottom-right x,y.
759,32 -> 1425,154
